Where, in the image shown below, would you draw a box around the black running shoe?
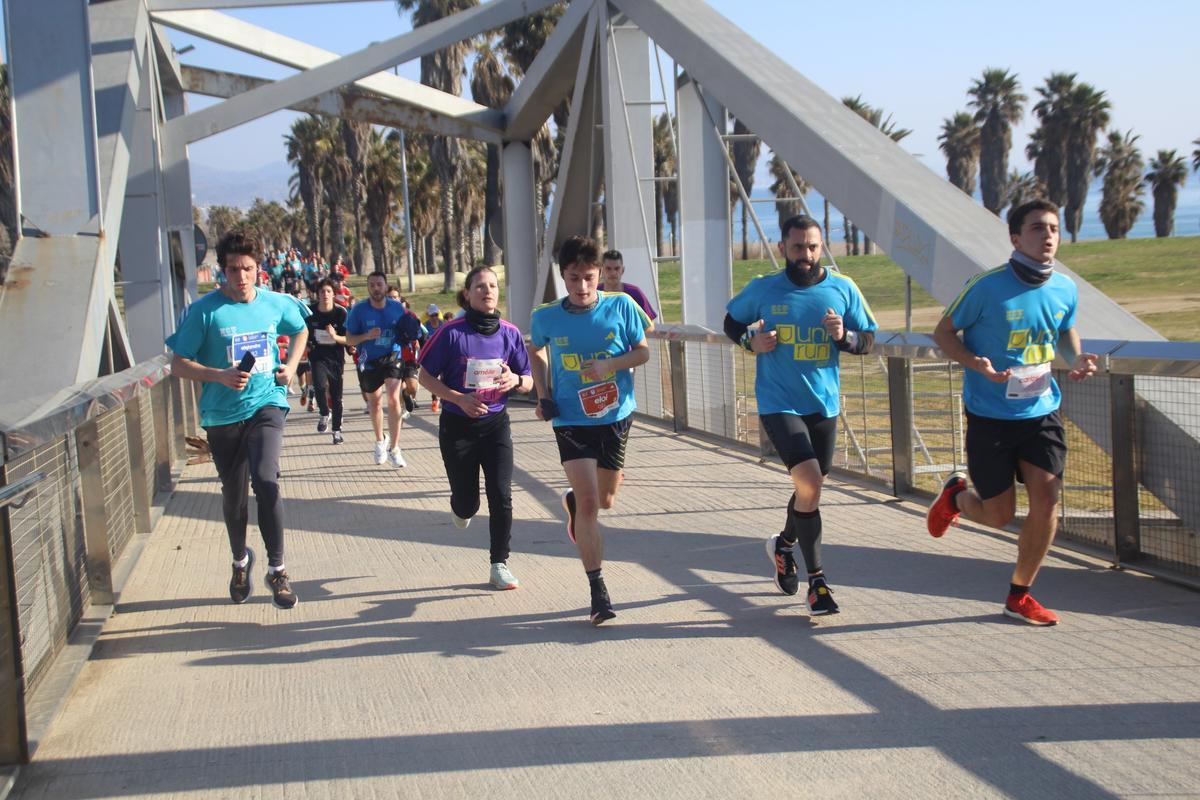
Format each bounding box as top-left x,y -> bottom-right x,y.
403,392 -> 415,413
229,547 -> 255,604
267,569 -> 298,609
806,576 -> 839,615
561,489 -> 577,544
765,534 -> 799,596
590,583 -> 616,626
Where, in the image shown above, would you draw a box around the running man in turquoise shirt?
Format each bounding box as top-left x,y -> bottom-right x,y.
725,215 -> 877,616
529,235 -> 651,625
166,230 -> 308,610
928,199 -> 1098,626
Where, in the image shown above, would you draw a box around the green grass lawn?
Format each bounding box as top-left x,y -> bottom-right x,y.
199,236 -> 1200,340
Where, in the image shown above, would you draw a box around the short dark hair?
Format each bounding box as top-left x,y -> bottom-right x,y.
316,278 -> 336,293
779,215 -> 821,241
602,249 -> 623,263
557,235 -> 601,273
367,270 -> 388,282
217,229 -> 262,270
1007,199 -> 1060,235
458,265 -> 499,309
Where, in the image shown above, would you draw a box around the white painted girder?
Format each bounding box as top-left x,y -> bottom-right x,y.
160,0 -> 559,144
611,0 -> 1160,342
182,65 -> 503,144
153,8 -> 505,139
502,0 -> 593,141
149,0 -> 376,9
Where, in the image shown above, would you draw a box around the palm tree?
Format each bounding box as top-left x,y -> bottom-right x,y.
1145,150 -> 1188,238
205,205 -> 244,244
967,68 -> 1026,214
1192,137 -> 1200,173
395,0 -> 478,291
245,198 -> 289,251
1001,171 -> 1046,210
284,115 -> 332,256
938,111 -> 980,195
365,129 -> 404,273
1062,83 -> 1110,242
1093,130 -> 1144,239
652,112 -> 675,256
767,151 -> 808,234
340,119 -> 372,273
729,118 -> 760,260
1030,72 -> 1076,207
470,38 -> 515,267
318,116 -> 351,267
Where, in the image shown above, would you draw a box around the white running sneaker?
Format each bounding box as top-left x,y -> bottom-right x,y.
388,447 -> 407,468
373,440 -> 388,465
490,563 -> 519,590
452,512 -> 472,529
401,409 -> 411,421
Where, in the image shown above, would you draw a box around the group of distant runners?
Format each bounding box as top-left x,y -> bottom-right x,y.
168,199 -> 1096,626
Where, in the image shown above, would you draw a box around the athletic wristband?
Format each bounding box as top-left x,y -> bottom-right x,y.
538,398 -> 560,420
739,332 -> 755,353
835,330 -> 858,352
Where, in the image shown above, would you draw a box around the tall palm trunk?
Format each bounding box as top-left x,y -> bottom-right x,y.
1153,185 -> 1177,237
979,116 -> 1010,214
483,143 -> 502,265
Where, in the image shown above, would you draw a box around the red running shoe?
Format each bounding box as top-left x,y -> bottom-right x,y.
927,471 -> 967,538
1003,592 -> 1059,626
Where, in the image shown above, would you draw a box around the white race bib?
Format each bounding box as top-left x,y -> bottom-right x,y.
1006,362 -> 1052,400
229,332 -> 273,374
314,329 -> 336,345
465,358 -> 504,389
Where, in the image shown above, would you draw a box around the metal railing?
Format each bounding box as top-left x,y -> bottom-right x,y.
0,355 -> 195,764
641,325 -> 1200,583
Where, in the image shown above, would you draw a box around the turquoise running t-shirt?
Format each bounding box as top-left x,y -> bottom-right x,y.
529,292 -> 651,427
946,264 -> 1078,420
726,269 -> 877,417
166,288 -> 309,427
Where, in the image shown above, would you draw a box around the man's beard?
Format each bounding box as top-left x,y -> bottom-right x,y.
785,258 -> 823,286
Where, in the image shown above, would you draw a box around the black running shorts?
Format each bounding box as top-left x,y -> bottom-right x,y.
398,361 -> 420,381
554,416 -> 633,471
759,412 -> 838,474
965,409 -> 1067,500
357,359 -> 404,394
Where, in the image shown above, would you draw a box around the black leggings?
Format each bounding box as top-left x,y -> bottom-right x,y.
310,359 -> 344,430
205,405 -> 287,567
438,410 -> 514,564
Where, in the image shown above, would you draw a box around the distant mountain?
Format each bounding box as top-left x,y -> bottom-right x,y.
190,161 -> 292,209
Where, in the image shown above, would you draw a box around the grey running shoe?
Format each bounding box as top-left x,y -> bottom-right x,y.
490,562 -> 519,590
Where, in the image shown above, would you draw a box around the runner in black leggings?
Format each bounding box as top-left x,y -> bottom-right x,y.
307,279 -> 348,444
418,266 -> 533,590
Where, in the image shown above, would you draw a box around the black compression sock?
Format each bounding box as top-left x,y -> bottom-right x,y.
788,506 -> 823,574
1009,583 -> 1030,597
587,568 -> 604,589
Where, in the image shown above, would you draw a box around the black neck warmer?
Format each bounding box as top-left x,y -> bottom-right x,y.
563,297 -> 598,314
785,260 -> 825,287
465,306 -> 500,335
1009,249 -> 1055,287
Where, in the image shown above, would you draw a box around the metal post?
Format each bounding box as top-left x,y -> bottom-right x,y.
1110,373 -> 1141,565
668,339 -> 688,432
887,356 -> 915,496
399,130 -> 416,294
124,397 -> 153,533
0,468 -> 29,764
75,420 -> 115,605
153,380 -> 174,493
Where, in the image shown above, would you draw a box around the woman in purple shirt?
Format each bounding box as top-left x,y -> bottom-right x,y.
418,266 -> 534,590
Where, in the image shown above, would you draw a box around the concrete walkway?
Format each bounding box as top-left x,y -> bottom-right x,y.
11,397 -> 1200,798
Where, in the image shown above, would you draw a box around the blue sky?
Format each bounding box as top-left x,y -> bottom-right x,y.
3,0 -> 1199,185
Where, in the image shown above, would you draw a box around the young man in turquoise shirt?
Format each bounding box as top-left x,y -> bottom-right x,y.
928,199 -> 1098,626
725,215 -> 877,616
529,236 -> 651,625
166,230 -> 309,609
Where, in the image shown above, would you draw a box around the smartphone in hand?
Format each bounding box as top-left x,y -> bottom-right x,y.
237,352 -> 256,373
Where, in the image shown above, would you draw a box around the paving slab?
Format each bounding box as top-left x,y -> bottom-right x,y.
11,394 -> 1200,799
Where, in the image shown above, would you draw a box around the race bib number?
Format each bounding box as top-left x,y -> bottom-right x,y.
313,329 -> 336,345
465,358 -> 504,389
229,332 -> 272,374
578,381 -> 620,419
1006,362 -> 1052,400
374,330 -> 395,348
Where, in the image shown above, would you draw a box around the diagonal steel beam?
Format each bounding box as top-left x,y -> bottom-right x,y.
182,65 -> 503,144
154,8 -> 505,139
160,0 -> 559,144
610,0 -> 1159,342
151,22 -> 185,94
150,0 -> 376,9
502,0 -> 593,140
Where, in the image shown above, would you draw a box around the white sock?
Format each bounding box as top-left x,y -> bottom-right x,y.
268,564 -> 285,575
233,554 -> 249,569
